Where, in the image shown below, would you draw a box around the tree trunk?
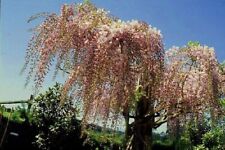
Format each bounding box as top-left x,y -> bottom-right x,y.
123,108 -> 131,149
132,95 -> 154,150
133,118 -> 153,150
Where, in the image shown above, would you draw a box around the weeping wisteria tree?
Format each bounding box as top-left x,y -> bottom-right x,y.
22,2 -> 224,150
22,2 -> 164,149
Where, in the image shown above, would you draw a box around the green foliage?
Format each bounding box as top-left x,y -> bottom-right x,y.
219,61 -> 225,73
175,119 -> 210,150
176,118 -> 225,150
193,144 -> 207,150
219,98 -> 225,108
10,111 -> 25,123
85,129 -> 124,146
83,0 -> 91,4
188,121 -> 210,146
152,132 -> 175,149
0,105 -> 31,123
153,140 -> 174,147
31,83 -> 77,150
220,61 -> 225,67
176,129 -> 192,150
202,128 -> 225,150
134,85 -> 145,102
187,41 -> 200,47
129,84 -> 146,111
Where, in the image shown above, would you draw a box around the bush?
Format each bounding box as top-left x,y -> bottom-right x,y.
31,83 -> 77,150
174,119 -> 210,150
193,144 -> 207,150
202,127 -> 225,150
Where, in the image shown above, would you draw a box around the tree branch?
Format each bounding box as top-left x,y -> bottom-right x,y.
153,108 -> 192,129
58,66 -> 70,74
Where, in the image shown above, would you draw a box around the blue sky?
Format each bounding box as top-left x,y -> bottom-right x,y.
1,0 -> 225,101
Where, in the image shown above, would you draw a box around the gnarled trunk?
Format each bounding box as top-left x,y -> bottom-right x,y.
133,118 -> 153,150
132,95 -> 154,150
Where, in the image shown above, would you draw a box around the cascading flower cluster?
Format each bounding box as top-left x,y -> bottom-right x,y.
23,2 -> 164,126
161,44 -> 223,118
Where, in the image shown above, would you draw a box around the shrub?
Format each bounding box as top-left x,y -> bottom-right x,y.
202,127 -> 225,150
193,144 -> 207,150
31,83 -> 77,150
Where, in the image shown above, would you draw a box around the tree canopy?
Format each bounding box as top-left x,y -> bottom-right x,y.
23,2 -> 164,127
